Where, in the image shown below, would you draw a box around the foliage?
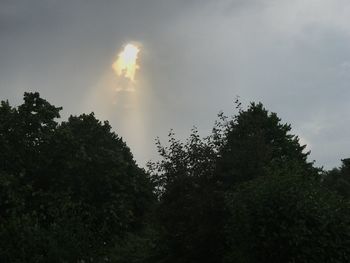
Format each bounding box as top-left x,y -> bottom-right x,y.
0,92 -> 154,262
108,224 -> 160,263
1,93 -> 350,263
217,102 -> 315,187
147,101 -> 327,263
147,101 -> 350,263
225,174 -> 350,263
323,158 -> 350,198
148,128 -> 226,263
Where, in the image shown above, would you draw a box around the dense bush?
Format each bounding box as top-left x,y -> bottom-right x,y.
225,175 -> 350,263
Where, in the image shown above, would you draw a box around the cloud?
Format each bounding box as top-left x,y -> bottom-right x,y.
1,0 -> 350,167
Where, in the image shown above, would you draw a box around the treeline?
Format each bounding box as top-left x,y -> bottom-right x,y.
0,92 -> 350,262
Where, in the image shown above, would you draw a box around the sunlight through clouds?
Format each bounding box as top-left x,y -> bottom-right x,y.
112,43 -> 140,82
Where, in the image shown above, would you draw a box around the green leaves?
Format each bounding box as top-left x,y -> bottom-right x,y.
218,102 -> 314,187
0,93 -> 154,262
148,100 -> 350,263
1,93 -> 350,262
323,159 -> 350,198
225,175 -> 350,263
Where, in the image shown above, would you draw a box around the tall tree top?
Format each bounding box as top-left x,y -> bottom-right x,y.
218,102 -> 312,186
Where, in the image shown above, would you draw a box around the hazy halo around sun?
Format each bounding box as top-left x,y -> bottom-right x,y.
112,43 -> 140,82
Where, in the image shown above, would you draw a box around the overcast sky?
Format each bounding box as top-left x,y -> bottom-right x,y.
1,0 -> 350,168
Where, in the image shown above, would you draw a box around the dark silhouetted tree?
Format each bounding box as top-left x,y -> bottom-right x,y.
148,101 -> 322,263
323,158 -> 350,198
217,102 -> 315,187
0,93 -> 154,262
148,128 -> 225,263
225,174 -> 350,263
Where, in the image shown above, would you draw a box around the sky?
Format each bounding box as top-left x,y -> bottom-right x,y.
1,0 -> 350,169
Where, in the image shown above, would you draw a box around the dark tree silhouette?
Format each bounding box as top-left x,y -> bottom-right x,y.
0,93 -> 154,262
323,158 -> 350,198
217,102 -> 315,187
1,93 -> 350,263
225,174 -> 350,263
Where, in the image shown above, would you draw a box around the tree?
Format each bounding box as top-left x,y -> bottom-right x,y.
225,174 -> 350,263
0,92 -> 61,177
323,158 -> 350,198
0,93 -> 154,262
217,102 -> 315,187
48,113 -> 154,244
148,129 -> 225,263
148,101 -> 321,263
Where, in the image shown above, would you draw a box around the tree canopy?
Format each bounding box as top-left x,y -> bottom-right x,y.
225,174 -> 350,263
148,101 -> 350,263
0,92 -> 154,262
0,93 -> 350,263
323,158 -> 350,198
217,102 -> 314,187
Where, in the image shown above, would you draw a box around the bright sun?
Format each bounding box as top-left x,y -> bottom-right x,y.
112,43 -> 140,82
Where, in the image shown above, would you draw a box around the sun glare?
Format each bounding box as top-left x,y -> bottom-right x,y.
112,43 -> 140,81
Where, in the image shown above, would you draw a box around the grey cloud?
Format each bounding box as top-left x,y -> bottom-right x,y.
0,0 -> 349,168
